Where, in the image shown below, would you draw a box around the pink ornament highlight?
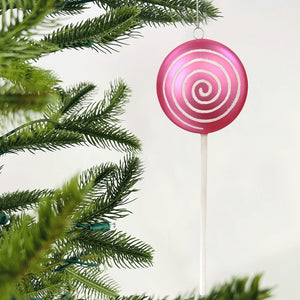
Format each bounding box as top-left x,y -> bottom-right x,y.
157,39 -> 248,134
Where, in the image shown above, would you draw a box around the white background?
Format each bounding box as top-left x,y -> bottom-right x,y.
1,0 -> 300,299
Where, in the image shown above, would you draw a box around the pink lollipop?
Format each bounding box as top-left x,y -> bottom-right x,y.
157,39 -> 248,134
156,38 -> 248,295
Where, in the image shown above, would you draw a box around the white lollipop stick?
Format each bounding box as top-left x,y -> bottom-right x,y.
200,134 -> 207,296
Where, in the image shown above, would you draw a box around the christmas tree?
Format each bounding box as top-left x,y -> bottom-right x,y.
0,1 -> 271,299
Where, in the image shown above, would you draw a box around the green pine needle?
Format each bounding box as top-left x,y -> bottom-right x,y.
87,79 -> 131,124
0,123 -> 84,156
0,61 -> 60,113
75,155 -> 142,223
0,62 -> 60,93
60,119 -> 141,152
58,83 -> 96,117
0,176 -> 89,299
66,266 -> 119,298
0,189 -> 54,212
97,0 -> 221,26
0,79 -> 141,156
53,0 -> 92,16
117,275 -> 272,300
17,272 -> 67,299
0,38 -> 59,61
43,6 -> 141,53
73,229 -> 154,269
0,0 -> 56,41
203,274 -> 272,300
45,82 -> 97,120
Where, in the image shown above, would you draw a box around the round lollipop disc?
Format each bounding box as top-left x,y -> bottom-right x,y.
156,39 -> 248,134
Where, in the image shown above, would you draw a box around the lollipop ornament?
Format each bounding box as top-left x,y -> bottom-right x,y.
156,3 -> 248,296
156,39 -> 248,135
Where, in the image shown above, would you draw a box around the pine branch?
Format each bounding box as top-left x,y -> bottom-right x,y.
53,80 -> 140,152
0,38 -> 59,61
0,93 -> 58,114
53,0 -> 94,16
0,0 -> 42,14
75,155 -> 142,223
72,230 -> 154,269
117,275 -> 272,300
0,80 -> 141,156
0,121 -> 84,156
51,79 -> 132,125
0,0 -> 90,17
96,0 -> 221,26
202,274 -> 272,300
60,119 -> 141,152
17,272 -> 68,299
66,266 -> 119,298
73,79 -> 131,125
0,61 -> 60,113
0,0 -> 56,42
79,163 -> 116,189
0,61 -> 60,94
57,83 -> 96,118
0,176 -> 89,299
0,189 -> 54,212
43,6 -> 141,53
72,163 -> 118,222
44,82 -> 97,120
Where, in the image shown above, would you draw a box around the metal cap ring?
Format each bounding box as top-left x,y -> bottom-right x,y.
193,27 -> 204,39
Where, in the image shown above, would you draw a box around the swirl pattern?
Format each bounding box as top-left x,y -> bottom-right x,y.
157,39 -> 248,134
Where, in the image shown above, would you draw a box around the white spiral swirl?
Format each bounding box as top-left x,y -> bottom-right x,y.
162,49 -> 242,130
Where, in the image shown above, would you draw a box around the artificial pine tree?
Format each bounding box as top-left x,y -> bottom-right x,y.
0,1 -> 272,299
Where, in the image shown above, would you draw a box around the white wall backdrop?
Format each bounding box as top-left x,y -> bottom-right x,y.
1,0 -> 300,299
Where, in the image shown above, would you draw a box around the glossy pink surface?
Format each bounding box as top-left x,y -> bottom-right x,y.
157,39 -> 248,134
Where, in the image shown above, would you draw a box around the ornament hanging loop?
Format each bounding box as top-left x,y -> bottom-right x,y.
194,0 -> 204,39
